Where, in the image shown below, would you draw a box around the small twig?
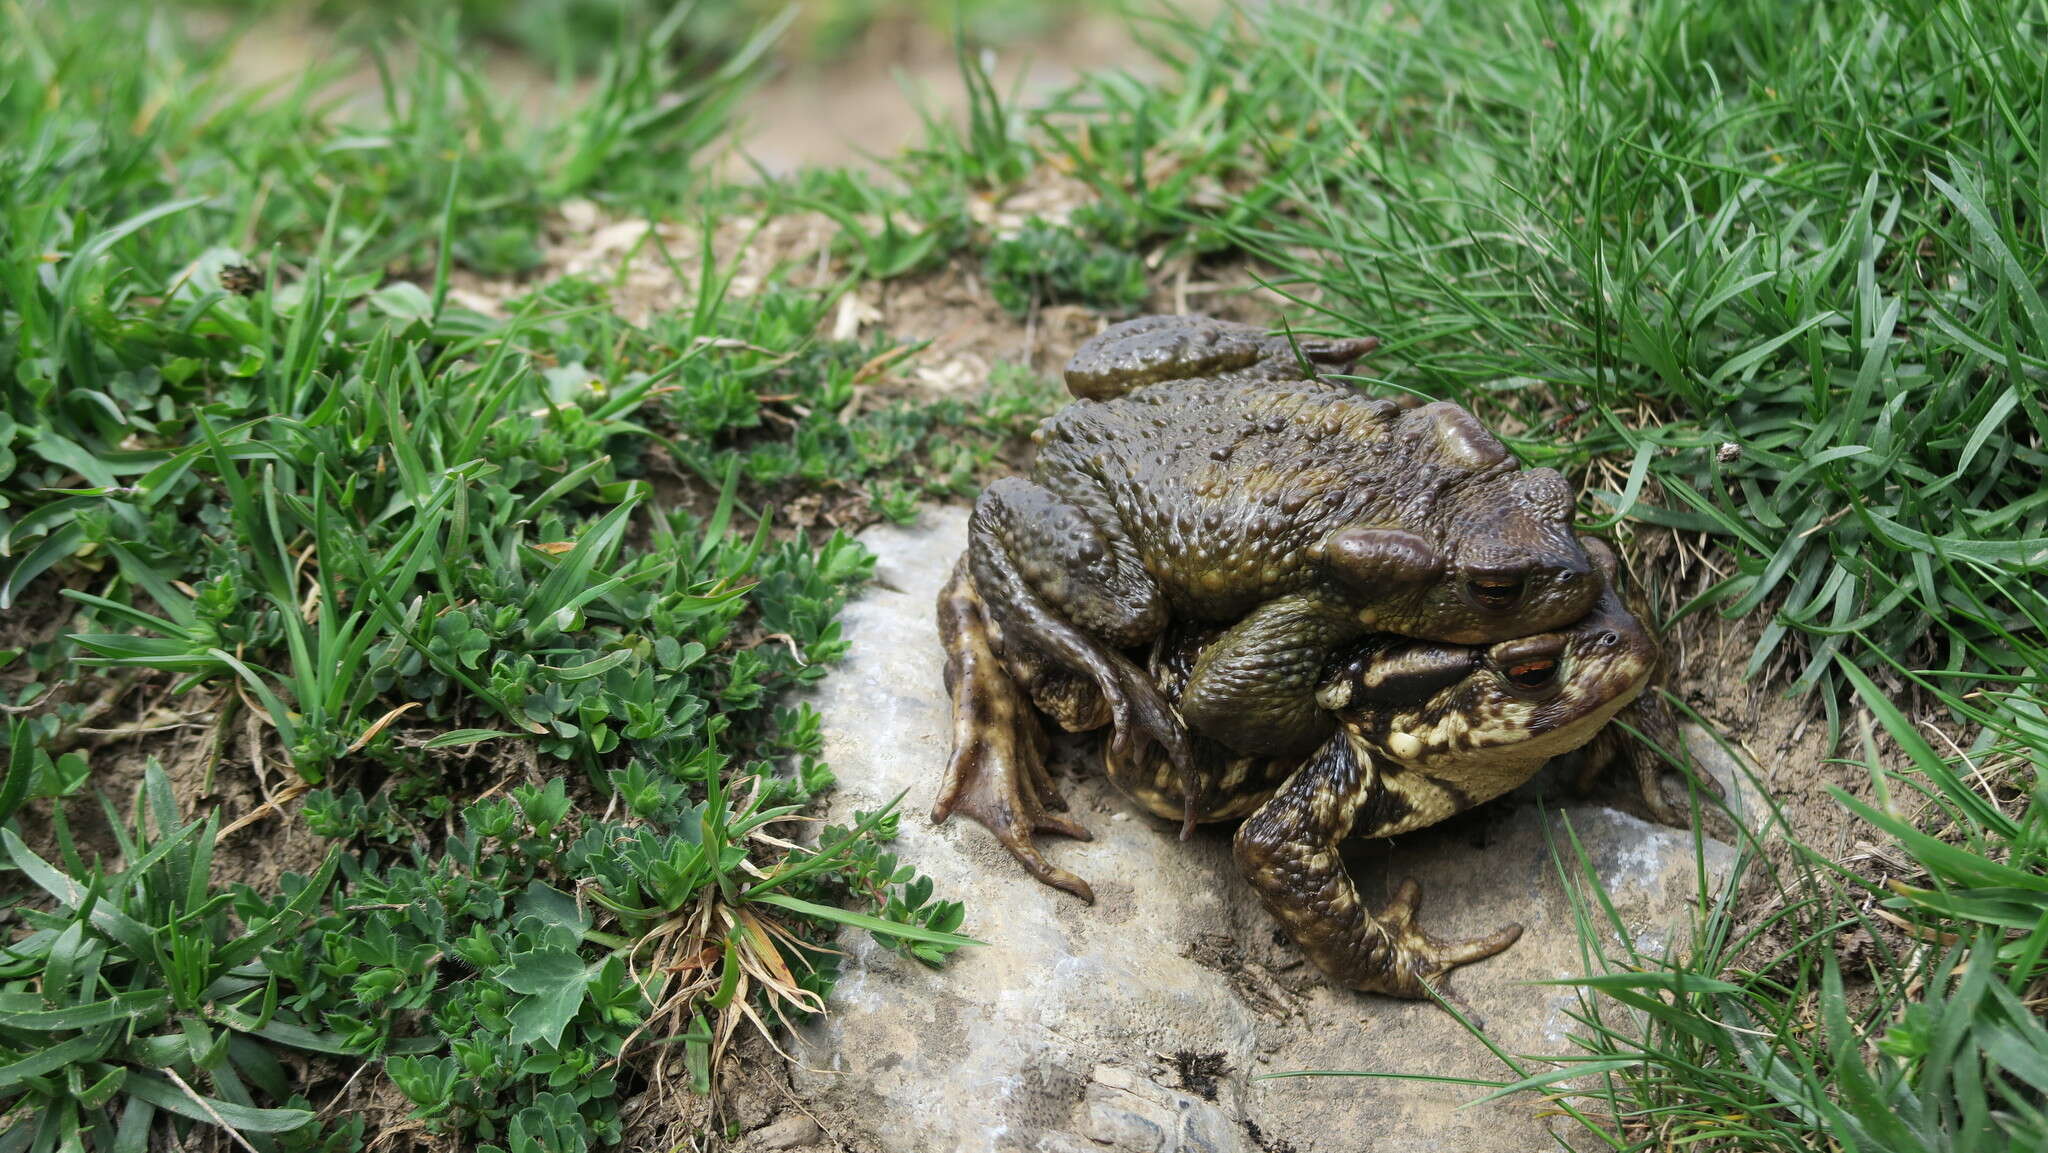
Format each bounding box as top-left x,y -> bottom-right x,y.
317,1056 -> 375,1121
688,334 -> 788,358
71,720 -> 201,739
241,706 -> 270,795
761,632 -> 808,667
214,780 -> 311,843
1872,905 -> 1961,946
343,702 -> 420,755
43,680 -> 126,751
160,1068 -> 262,1153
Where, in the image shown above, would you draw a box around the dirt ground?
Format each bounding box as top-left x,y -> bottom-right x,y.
196,2 -> 1189,176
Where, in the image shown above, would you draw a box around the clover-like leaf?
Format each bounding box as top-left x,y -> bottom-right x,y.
516,881 -> 589,934
499,948 -> 594,1049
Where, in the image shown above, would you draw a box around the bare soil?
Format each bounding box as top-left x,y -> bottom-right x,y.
194,2 -> 1191,177
734,8 -> 1182,176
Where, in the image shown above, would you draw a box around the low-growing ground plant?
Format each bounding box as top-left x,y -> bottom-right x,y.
0,4 -> 1051,1149
985,217 -> 1150,318
3,765 -> 342,1148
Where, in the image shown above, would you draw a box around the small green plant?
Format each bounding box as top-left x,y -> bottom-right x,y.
0,720 -> 87,828
785,168 -> 972,281
907,31 -> 1040,191
808,809 -> 970,966
0,764 -> 343,1149
985,218 -> 1149,317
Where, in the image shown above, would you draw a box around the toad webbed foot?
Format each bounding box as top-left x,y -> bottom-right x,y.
934,558 -> 1096,902
1234,730 -> 1522,1000
1352,877 -> 1524,1000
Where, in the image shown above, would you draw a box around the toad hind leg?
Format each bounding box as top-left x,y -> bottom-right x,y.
934,557 -> 1096,902
1234,733 -> 1522,999
967,476 -> 1192,776
1064,314 -> 1381,399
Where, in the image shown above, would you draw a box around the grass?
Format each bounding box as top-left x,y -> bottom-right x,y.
200,0 -> 1113,72
1513,672 -> 2048,1152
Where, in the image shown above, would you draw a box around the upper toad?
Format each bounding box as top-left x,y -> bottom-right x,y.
967,314 -> 1602,783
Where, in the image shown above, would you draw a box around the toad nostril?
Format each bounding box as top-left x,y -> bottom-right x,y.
1599,631 -> 1619,646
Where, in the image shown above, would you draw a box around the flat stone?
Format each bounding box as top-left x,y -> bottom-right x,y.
791,507 -> 1741,1152
747,1115 -> 823,1150
1092,1065 -> 1140,1091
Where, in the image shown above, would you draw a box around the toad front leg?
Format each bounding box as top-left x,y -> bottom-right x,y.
1233,733 -> 1522,998
1178,592 -> 1358,759
1179,527 -> 1445,759
967,476 -> 1192,774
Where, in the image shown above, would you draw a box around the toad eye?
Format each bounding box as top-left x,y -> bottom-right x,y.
1503,658 -> 1558,691
1467,576 -> 1525,609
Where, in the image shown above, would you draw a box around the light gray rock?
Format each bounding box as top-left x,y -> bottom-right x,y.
747,1115 -> 824,1150
792,507 -> 1742,1153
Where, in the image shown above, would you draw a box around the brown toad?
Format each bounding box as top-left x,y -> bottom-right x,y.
937,541 -> 1661,996
967,314 -> 1600,807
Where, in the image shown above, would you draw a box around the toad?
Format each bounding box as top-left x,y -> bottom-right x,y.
967,314 -> 1600,797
